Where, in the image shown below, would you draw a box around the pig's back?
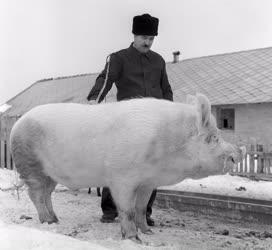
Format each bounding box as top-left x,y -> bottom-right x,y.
20,98 -> 180,134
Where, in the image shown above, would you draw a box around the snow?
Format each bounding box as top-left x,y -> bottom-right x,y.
1,168 -> 272,249
0,103 -> 11,113
0,169 -> 142,250
0,220 -> 109,250
160,173 -> 272,200
0,168 -> 22,190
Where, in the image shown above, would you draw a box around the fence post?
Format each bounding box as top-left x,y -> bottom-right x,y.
239,157 -> 244,173
264,154 -> 270,174
256,153 -> 264,174
4,140 -> 7,168
249,153 -> 255,174
244,154 -> 248,173
0,140 -> 4,168
268,159 -> 271,174
6,138 -> 11,169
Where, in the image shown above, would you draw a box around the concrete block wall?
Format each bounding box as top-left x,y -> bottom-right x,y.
212,102 -> 272,151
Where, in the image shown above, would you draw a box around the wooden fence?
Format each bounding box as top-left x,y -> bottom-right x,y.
0,115 -> 18,169
231,150 -> 272,181
0,139 -> 13,169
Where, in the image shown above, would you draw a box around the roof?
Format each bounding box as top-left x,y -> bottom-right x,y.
5,73 -> 112,116
4,47 -> 272,116
167,47 -> 272,105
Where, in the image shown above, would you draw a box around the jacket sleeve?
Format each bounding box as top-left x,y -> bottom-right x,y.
161,61 -> 173,101
87,53 -> 122,103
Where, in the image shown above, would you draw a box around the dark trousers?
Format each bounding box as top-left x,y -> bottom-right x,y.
101,187 -> 157,219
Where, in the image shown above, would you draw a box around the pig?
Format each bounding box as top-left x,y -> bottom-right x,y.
10,93 -> 245,242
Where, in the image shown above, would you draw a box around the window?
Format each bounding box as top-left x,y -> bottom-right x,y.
216,107 -> 235,130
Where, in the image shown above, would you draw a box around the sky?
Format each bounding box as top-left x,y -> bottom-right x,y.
1,0 -> 272,105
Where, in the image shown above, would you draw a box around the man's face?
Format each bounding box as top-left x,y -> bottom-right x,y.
133,35 -> 155,53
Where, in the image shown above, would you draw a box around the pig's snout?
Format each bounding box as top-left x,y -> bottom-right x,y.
229,146 -> 246,164
223,145 -> 246,173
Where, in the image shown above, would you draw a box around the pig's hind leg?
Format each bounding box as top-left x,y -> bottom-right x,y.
14,149 -> 58,224
11,131 -> 58,224
44,177 -> 58,222
110,185 -> 140,242
26,174 -> 58,224
135,185 -> 154,234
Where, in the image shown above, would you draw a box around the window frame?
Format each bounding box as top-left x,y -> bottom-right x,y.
216,106 -> 235,131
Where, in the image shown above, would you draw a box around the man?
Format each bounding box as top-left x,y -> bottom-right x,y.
87,13 -> 173,226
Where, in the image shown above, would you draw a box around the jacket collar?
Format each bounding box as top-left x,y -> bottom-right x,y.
128,43 -> 151,59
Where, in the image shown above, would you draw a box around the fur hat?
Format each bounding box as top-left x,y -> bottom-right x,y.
132,13 -> 159,36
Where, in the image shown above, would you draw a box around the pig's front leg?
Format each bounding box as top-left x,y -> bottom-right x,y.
110,185 -> 141,242
135,185 -> 154,234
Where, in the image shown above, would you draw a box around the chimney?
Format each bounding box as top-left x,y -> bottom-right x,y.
172,51 -> 180,63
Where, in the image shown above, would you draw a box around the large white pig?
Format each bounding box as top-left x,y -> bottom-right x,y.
10,94 -> 244,242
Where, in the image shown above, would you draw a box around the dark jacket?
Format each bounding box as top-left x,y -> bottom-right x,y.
87,43 -> 173,103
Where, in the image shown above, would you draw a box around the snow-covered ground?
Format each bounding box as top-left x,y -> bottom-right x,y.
1,168 -> 272,250
161,173 -> 272,200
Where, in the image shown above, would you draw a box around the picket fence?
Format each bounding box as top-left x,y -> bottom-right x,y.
0,115 -> 17,170
0,139 -> 13,169
230,150 -> 272,181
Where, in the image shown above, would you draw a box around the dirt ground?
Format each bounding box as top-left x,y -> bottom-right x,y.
1,187 -> 272,250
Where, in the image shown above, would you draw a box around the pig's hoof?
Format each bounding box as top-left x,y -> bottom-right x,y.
138,225 -> 153,234
143,229 -> 154,235
40,215 -> 59,224
128,235 -> 142,244
48,217 -> 59,224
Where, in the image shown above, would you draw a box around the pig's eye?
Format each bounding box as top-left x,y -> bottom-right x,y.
211,135 -> 219,143
205,135 -> 212,143
205,134 -> 219,144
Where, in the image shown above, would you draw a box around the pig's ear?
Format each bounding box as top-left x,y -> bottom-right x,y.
186,94 -> 197,106
196,93 -> 211,128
